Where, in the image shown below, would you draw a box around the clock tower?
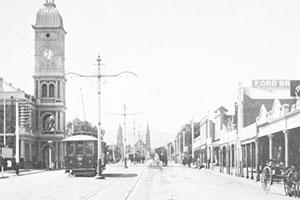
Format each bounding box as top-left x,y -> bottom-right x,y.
32,0 -> 66,168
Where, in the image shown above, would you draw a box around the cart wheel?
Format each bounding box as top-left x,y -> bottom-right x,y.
261,166 -> 272,193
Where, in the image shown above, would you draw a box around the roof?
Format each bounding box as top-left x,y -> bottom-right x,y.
63,135 -> 97,142
34,1 -> 63,28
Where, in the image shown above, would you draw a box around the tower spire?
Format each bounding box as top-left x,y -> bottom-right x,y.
145,121 -> 151,153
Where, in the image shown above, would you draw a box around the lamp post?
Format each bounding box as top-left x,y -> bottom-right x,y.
48,141 -> 53,169
65,55 -> 137,178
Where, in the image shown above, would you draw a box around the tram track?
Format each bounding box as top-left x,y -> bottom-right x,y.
82,166 -> 148,200
20,184 -> 69,200
123,166 -> 148,200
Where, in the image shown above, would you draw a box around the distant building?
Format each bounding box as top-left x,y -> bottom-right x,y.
134,139 -> 148,157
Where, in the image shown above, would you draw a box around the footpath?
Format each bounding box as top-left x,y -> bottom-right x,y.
168,162 -> 287,196
0,168 -> 48,179
0,160 -> 152,179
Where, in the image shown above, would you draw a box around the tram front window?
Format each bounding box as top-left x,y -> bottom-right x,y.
66,142 -> 75,155
75,141 -> 84,155
85,141 -> 93,155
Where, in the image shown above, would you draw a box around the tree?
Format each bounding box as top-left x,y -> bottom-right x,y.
67,118 -> 105,135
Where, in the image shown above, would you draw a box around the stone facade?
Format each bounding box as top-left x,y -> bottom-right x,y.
0,1 -> 66,169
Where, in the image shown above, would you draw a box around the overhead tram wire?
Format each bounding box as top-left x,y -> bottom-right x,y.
0,17 -> 32,48
94,0 -> 120,64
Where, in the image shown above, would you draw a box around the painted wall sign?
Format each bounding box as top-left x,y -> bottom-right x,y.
252,80 -> 290,89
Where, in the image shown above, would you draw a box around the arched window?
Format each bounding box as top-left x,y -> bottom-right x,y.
43,114 -> 55,131
49,84 -> 55,98
42,84 -> 47,97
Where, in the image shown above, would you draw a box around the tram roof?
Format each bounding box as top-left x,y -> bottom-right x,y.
62,134 -> 97,142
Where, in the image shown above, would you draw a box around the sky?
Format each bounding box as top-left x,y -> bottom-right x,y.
1,0 -> 300,147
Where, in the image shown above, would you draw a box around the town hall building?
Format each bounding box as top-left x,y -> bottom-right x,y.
0,0 -> 66,169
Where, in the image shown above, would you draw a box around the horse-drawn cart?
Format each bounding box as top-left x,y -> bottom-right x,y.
260,159 -> 293,195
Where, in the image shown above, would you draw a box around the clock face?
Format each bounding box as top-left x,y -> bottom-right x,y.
42,49 -> 54,61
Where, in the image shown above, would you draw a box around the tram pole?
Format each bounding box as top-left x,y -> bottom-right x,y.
15,100 -> 19,175
96,55 -> 104,179
123,104 -> 128,168
65,55 -> 137,179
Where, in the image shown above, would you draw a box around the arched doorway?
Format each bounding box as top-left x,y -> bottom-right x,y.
41,143 -> 53,169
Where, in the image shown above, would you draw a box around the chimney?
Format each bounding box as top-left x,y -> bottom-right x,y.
282,104 -> 290,115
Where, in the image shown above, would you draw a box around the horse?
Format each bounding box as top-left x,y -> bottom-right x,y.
286,166 -> 300,197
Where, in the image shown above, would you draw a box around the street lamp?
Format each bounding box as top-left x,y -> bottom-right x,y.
65,55 -> 137,179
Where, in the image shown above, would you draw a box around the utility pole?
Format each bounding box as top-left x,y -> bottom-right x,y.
123,104 -> 128,168
191,118 -> 194,161
15,100 -> 19,175
65,55 -> 137,179
96,55 -> 103,177
3,94 -> 6,146
133,121 -> 136,163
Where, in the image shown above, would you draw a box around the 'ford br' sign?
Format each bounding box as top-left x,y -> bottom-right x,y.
252,80 -> 290,90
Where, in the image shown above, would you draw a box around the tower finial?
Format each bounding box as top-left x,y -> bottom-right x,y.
44,0 -> 56,8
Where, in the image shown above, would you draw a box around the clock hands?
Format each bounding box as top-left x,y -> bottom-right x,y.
45,50 -> 49,59
43,49 -> 53,60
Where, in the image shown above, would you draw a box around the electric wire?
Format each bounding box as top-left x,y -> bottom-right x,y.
0,17 -> 32,48
94,0 -> 120,64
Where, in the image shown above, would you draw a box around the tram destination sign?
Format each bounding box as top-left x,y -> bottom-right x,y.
252,80 -> 290,90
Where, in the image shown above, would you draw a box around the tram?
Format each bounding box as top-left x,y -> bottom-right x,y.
63,132 -> 106,177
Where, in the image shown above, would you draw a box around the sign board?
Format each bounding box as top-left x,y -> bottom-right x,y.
1,147 -> 13,158
290,80 -> 300,97
252,80 -> 290,90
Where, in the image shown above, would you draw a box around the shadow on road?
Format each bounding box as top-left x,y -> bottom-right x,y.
101,173 -> 138,178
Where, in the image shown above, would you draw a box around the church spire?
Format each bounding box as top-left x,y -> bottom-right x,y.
145,121 -> 151,152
